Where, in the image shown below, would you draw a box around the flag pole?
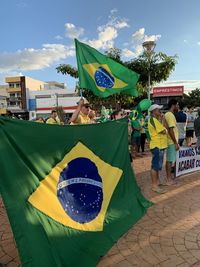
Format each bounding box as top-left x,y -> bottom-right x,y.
80,88 -> 83,98
114,94 -> 117,109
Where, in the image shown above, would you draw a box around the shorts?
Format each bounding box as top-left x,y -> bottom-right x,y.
186,130 -> 194,138
151,147 -> 165,171
166,144 -> 176,163
131,136 -> 141,146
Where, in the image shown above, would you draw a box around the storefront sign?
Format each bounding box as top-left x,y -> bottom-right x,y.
153,86 -> 184,96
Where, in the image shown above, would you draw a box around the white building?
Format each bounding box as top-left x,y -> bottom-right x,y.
0,75 -> 74,118
28,89 -> 80,120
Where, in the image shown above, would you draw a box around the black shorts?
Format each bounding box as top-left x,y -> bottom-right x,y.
131,136 -> 141,146
186,130 -> 194,138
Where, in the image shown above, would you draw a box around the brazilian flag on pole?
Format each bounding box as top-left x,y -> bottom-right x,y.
75,39 -> 139,98
0,117 -> 151,267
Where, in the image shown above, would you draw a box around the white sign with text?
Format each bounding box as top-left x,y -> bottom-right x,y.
176,146 -> 200,177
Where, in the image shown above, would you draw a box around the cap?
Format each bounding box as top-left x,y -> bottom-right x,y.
82,99 -> 89,105
149,104 -> 163,112
83,101 -> 90,108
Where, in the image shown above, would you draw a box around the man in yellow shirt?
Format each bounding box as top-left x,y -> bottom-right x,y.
46,110 -> 60,125
148,104 -> 168,193
164,99 -> 179,184
70,98 -> 91,125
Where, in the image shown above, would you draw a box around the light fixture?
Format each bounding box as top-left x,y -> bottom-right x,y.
142,41 -> 156,54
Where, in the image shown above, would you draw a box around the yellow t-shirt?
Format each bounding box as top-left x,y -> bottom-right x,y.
148,117 -> 167,149
46,117 -> 59,125
71,111 -> 91,125
164,111 -> 179,145
36,120 -> 44,123
139,118 -> 145,134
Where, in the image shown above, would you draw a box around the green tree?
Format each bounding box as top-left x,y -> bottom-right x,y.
125,52 -> 177,88
182,89 -> 200,107
56,64 -> 78,78
56,48 -> 177,108
105,47 -> 123,64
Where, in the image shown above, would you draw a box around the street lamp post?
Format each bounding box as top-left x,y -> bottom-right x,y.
54,93 -> 58,107
142,41 -> 156,100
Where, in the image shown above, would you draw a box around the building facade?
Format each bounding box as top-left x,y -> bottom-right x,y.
5,76 -> 46,118
1,76 -> 81,120
28,89 -> 79,120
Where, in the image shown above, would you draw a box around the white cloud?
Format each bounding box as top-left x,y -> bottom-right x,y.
197,41 -> 200,45
134,45 -> 144,57
107,10 -> 129,30
184,39 -> 188,43
144,34 -> 161,42
88,26 -> 118,50
132,28 -> 145,42
121,27 -> 161,59
110,8 -> 118,14
122,48 -> 135,58
55,35 -> 63,40
0,44 -> 75,73
99,26 -> 118,43
65,23 -> 84,39
122,45 -> 144,58
0,11 -> 162,74
132,28 -> 161,44
87,11 -> 129,51
123,42 -> 129,47
62,9 -> 129,52
115,20 -> 129,29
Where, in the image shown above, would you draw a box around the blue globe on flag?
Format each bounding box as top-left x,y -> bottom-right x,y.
57,157 -> 103,224
94,66 -> 115,88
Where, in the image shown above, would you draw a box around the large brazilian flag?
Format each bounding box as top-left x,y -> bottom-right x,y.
0,117 -> 151,267
75,39 -> 139,97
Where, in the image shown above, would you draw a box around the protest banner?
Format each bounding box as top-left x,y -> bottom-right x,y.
176,146 -> 200,177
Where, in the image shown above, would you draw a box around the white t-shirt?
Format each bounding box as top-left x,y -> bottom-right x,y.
187,113 -> 195,130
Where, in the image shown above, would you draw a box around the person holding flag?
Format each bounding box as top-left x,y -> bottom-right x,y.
70,98 -> 91,125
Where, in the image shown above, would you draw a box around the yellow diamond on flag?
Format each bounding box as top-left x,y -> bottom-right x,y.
28,142 -> 123,232
83,63 -> 128,92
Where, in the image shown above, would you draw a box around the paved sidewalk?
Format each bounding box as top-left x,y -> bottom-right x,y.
1,154 -> 200,266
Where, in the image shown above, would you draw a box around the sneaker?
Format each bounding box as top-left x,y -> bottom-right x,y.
152,187 -> 167,194
165,180 -> 177,186
159,182 -> 168,186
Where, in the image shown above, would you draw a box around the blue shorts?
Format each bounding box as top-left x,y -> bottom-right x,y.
166,144 -> 176,163
151,147 -> 165,171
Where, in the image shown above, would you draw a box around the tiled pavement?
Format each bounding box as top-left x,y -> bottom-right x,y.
1,154 -> 200,266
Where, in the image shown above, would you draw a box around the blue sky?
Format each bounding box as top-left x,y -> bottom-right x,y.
1,0 -> 200,90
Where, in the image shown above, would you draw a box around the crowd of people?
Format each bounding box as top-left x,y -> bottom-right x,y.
5,97 -> 200,195
148,99 -> 200,194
